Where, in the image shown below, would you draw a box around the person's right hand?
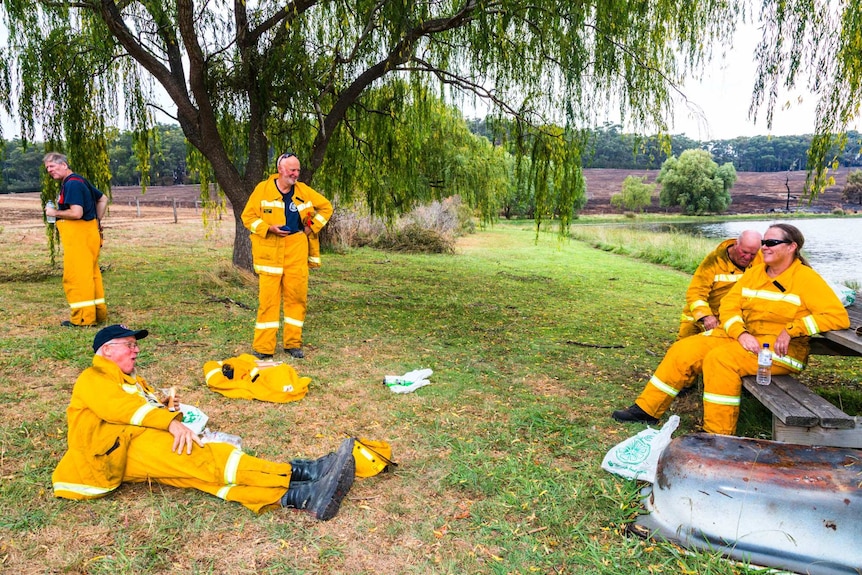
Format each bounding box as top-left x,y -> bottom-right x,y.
267,224 -> 290,236
737,332 -> 761,355
701,315 -> 719,331
168,419 -> 203,455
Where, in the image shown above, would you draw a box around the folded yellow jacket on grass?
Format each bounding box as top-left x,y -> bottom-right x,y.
203,354 -> 310,403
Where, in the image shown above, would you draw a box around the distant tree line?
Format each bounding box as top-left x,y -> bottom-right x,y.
5,119 -> 862,196
547,123 -> 862,172
469,120 -> 862,173
0,124 -> 194,193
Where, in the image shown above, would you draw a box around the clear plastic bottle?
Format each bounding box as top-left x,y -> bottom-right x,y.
201,427 -> 243,449
756,343 -> 772,386
45,200 -> 57,223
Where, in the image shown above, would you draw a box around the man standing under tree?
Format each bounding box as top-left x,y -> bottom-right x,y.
242,153 -> 333,359
43,152 -> 109,327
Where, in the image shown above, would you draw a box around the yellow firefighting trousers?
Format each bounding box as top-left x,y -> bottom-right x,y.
124,428 -> 291,513
634,334 -> 797,435
254,232 -> 309,354
57,218 -> 106,326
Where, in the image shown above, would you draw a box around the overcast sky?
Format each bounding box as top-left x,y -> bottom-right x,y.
665,27 -> 823,140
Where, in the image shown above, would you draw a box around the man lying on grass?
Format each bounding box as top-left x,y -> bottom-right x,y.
51,324 -> 354,520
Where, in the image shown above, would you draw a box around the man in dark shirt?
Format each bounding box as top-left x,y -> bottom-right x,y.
43,152 -> 109,327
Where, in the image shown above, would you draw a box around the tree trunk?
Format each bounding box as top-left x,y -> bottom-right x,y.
230,200 -> 254,271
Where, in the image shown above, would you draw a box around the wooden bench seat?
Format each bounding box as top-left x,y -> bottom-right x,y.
742,374 -> 862,448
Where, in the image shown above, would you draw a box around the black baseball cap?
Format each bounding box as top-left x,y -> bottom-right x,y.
93,324 -> 149,352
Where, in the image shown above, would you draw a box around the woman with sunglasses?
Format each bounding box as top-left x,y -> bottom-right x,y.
613,223 -> 850,435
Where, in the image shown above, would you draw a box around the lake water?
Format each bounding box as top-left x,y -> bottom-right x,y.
645,218 -> 862,286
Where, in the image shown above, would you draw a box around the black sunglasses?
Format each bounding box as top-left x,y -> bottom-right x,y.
762,239 -> 792,247
277,152 -> 296,162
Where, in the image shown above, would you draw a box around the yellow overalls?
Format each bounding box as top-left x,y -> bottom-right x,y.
637,260 -> 850,435
241,177 -> 332,354
52,355 -> 293,512
57,218 -> 106,326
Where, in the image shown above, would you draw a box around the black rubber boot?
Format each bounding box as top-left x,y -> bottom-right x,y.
281,438 -> 355,520
289,452 -> 336,482
611,404 -> 660,425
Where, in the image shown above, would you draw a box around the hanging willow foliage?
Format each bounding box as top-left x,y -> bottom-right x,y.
6,1 -> 820,269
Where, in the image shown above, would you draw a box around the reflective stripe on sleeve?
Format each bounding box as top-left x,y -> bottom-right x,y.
130,403 -> 160,426
724,315 -> 744,331
802,315 -> 820,335
313,213 -> 328,226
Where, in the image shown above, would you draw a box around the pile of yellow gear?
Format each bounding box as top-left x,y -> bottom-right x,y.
203,354 -> 310,403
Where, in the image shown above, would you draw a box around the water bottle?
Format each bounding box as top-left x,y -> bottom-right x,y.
45,200 -> 57,223
756,343 -> 772,386
201,427 -> 243,449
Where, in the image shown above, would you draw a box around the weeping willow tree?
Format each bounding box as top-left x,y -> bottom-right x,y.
0,0 -> 743,269
752,0 -> 862,195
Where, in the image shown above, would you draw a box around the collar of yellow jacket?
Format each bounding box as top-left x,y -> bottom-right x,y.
91,353 -> 144,387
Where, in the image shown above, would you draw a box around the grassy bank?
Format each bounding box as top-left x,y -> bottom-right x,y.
0,217 -> 857,574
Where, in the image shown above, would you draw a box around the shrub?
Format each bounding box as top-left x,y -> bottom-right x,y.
372,223 -> 455,254
326,195 -> 472,253
324,199 -> 387,249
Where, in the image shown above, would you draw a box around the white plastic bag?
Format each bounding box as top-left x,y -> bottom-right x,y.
178,403 -> 209,435
601,415 -> 680,483
828,282 -> 857,308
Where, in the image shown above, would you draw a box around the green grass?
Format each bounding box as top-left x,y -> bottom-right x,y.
0,216 -> 856,574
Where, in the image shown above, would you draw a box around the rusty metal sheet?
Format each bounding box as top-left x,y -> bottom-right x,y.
633,433 -> 862,575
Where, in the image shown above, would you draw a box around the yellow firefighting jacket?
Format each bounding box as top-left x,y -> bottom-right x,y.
241,177 -> 333,275
203,354 -> 310,403
719,259 -> 850,369
681,238 -> 764,325
52,355 -> 181,500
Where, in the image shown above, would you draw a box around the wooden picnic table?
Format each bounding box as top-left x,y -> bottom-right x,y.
820,302 -> 862,355
742,301 -> 862,447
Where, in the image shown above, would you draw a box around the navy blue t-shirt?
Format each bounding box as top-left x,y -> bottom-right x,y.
59,174 -> 102,221
281,187 -> 302,233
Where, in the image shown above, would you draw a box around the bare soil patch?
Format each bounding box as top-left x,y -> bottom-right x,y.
581,168 -> 856,215
0,185 -> 226,232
